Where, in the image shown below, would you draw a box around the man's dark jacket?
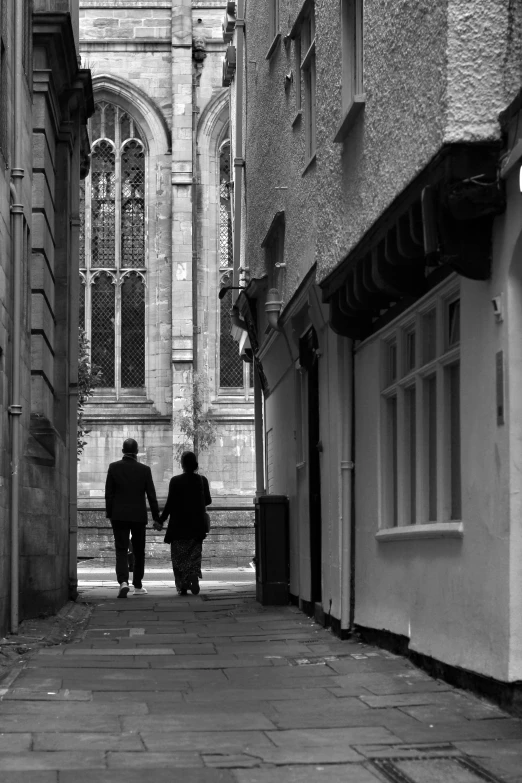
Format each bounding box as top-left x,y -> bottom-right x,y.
105,456 -> 160,524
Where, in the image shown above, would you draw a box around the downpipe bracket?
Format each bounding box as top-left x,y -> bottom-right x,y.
8,405 -> 22,416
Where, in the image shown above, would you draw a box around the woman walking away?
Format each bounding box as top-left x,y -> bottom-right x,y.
156,451 -> 211,595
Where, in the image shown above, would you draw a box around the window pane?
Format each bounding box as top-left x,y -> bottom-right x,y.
219,288 -> 244,387
448,298 -> 460,347
385,339 -> 397,386
404,328 -> 415,374
426,375 -> 437,521
121,275 -> 145,388
449,363 -> 461,519
105,103 -> 115,141
79,280 -> 85,331
120,112 -> 131,141
387,396 -> 398,527
121,140 -> 145,268
79,179 -> 85,268
405,386 -> 416,525
91,273 -> 115,387
422,309 -> 436,364
91,141 -> 116,268
91,104 -> 102,141
219,144 -> 232,268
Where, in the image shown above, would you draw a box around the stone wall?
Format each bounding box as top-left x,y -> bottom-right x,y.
78,507 -> 255,568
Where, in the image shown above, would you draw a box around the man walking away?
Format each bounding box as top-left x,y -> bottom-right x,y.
105,438 -> 160,598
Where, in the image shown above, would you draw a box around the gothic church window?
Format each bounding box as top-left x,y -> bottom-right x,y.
79,101 -> 146,392
218,141 -> 252,392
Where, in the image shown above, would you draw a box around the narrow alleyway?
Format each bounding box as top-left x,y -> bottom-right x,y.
1,576 -> 522,782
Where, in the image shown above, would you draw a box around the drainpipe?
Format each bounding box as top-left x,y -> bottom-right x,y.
253,365 -> 265,496
232,0 -> 245,292
68,118 -> 82,601
349,342 -> 356,628
8,1 -> 25,634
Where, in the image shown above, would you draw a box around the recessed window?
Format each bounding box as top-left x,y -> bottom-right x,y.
292,1 -> 316,162
341,0 -> 363,110
380,284 -> 461,528
79,101 -> 146,394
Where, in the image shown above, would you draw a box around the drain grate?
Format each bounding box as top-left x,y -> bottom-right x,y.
371,756 -> 506,783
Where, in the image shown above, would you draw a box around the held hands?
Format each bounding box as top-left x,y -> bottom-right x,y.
153,521 -> 163,532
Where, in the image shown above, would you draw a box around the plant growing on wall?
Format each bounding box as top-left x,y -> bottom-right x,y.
77,328 -> 102,459
174,371 -> 217,461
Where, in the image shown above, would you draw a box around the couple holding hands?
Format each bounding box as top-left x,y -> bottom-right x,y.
105,439 -> 211,598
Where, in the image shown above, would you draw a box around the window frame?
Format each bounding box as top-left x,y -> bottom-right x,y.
291,1 -> 316,168
378,281 -> 462,533
217,139 -> 252,398
334,0 -> 365,143
266,0 -> 281,59
80,101 -> 148,399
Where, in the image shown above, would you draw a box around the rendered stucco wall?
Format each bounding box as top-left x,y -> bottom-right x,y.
353,274 -> 515,682
316,0 -> 522,285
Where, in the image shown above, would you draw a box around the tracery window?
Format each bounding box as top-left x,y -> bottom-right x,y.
218,141 -> 252,392
79,101 -> 146,392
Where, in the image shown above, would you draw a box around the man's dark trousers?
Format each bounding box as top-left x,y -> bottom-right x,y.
111,521 -> 146,588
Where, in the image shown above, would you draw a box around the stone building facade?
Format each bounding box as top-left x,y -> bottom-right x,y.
77,1 -> 256,567
0,0 -> 93,635
226,0 -> 522,693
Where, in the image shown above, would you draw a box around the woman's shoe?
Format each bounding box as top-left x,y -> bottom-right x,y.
190,577 -> 200,595
178,589 -> 188,596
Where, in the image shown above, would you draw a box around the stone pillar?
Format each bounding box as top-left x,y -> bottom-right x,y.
171,0 -> 193,459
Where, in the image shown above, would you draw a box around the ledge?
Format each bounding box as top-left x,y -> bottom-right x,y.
301,153 -> 316,177
292,110 -> 302,128
333,94 -> 366,143
375,522 -> 464,542
265,32 -> 281,60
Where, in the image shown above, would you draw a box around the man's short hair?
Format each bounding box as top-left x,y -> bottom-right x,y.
122,438 -> 138,454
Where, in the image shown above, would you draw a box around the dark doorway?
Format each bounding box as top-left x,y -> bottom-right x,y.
300,327 -> 322,603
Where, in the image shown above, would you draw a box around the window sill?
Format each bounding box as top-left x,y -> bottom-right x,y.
265,32 -> 281,60
292,110 -> 302,128
333,94 -> 366,143
301,153 -> 316,177
375,522 -> 463,542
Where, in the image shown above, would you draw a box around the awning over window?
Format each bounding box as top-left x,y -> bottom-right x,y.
321,143 -> 504,339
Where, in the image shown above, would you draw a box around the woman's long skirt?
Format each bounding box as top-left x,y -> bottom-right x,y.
170,539 -> 203,591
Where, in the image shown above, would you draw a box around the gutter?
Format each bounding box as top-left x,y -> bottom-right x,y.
232,0 -> 245,293
8,1 -> 25,634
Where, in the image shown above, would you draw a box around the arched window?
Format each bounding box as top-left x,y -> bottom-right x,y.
218,141 -> 251,391
79,101 -> 146,392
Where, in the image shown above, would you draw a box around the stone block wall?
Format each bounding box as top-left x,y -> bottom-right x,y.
78,507 -> 255,568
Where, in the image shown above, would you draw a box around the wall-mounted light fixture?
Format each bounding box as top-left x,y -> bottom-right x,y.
265,288 -> 283,331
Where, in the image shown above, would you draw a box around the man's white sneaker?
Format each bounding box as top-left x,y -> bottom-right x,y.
118,582 -> 130,598
128,585 -> 135,593
133,587 -> 148,595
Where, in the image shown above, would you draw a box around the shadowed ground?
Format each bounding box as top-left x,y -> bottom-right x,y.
0,571 -> 521,782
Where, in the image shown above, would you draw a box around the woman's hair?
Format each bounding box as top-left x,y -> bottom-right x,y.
181,451 -> 198,473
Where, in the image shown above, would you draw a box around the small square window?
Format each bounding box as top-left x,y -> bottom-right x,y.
385,339 -> 397,386
404,328 -> 416,375
422,309 -> 437,365
448,298 -> 460,348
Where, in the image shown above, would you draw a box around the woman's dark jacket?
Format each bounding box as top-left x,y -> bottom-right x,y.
159,472 -> 212,541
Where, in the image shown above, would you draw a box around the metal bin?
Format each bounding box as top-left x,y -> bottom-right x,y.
254,494 -> 289,605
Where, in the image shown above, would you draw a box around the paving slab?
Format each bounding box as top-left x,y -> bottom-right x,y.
33,732 -> 145,751
123,712 -> 276,732
141,730 -> 274,752
58,772 -> 234,783
234,765 -> 382,782
0,751 -> 107,770
0,773 -> 57,783
0,732 -> 32,751
107,751 -> 204,768
0,701 -> 147,716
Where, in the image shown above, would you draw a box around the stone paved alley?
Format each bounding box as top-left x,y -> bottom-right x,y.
1,574 -> 522,783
